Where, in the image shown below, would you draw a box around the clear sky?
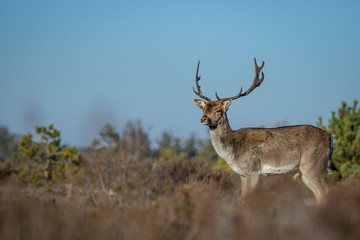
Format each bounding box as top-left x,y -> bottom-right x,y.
1,0 -> 359,147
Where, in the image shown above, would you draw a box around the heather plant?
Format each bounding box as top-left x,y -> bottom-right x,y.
13,124 -> 82,186
318,100 -> 360,179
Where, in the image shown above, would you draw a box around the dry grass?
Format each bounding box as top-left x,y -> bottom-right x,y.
1,156 -> 360,240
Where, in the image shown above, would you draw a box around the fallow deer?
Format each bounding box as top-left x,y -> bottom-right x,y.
192,58 -> 333,205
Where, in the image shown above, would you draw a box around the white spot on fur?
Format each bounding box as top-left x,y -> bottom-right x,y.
259,164 -> 298,175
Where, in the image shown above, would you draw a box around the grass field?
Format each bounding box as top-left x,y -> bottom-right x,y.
1,154 -> 360,240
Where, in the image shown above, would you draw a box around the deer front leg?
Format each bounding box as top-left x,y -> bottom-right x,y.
240,174 -> 259,199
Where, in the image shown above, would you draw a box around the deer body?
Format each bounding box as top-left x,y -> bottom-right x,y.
210,120 -> 331,177
192,58 -> 332,205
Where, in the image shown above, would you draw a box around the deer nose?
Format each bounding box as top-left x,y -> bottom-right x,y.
201,116 -> 208,123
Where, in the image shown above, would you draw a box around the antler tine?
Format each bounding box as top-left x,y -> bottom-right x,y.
215,91 -> 221,100
192,60 -> 211,101
240,58 -> 265,97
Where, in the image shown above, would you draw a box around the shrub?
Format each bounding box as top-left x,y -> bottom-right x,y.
13,124 -> 83,187
318,100 -> 360,180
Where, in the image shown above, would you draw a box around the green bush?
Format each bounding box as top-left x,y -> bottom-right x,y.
339,162 -> 360,179
13,124 -> 83,186
318,100 -> 360,180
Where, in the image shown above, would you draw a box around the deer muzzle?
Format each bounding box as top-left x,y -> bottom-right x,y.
200,115 -> 210,125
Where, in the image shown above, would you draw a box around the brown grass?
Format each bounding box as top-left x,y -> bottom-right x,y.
1,157 -> 360,240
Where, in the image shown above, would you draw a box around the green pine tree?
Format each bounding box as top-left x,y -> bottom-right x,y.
317,100 -> 360,179
13,124 -> 82,186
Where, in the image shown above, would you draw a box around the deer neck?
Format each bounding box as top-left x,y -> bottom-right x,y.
208,114 -> 234,160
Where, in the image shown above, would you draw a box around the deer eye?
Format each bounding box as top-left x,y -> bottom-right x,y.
215,109 -> 222,113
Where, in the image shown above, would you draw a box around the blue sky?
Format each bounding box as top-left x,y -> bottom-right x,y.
1,0 -> 359,146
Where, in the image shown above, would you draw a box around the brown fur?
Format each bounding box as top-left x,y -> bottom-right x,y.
193,99 -> 332,205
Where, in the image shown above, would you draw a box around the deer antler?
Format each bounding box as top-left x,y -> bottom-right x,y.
216,58 -> 265,101
241,58 -> 265,97
192,61 -> 211,101
215,87 -> 243,101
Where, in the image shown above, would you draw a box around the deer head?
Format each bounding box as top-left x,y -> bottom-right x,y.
192,58 -> 265,128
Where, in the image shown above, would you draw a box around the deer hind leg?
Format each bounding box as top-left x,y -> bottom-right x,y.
300,174 -> 326,205
299,153 -> 328,205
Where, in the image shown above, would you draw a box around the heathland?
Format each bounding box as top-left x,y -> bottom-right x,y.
1,100 -> 360,240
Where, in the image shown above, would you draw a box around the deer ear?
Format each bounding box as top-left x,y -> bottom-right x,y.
222,100 -> 232,111
192,99 -> 206,110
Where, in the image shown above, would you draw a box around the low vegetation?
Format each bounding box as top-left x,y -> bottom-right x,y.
0,100 -> 359,239
318,100 -> 360,179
